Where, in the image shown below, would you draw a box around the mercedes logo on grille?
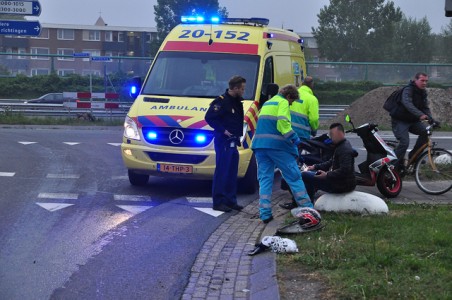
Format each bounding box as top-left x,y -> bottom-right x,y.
169,129 -> 184,144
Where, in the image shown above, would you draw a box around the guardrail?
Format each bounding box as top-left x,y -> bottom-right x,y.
0,102 -> 347,120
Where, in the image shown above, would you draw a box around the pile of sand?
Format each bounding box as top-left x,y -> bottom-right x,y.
326,87 -> 452,128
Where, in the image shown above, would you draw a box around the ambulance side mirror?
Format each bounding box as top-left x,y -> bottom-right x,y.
266,83 -> 279,98
260,83 -> 279,107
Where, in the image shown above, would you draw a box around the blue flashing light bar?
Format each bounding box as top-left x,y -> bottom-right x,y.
195,134 -> 207,144
147,131 -> 158,140
180,16 -> 269,26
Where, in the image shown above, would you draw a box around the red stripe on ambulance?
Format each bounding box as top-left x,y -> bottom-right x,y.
164,41 -> 259,55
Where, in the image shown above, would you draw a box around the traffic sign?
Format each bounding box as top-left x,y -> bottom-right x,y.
0,1 -> 41,16
0,20 -> 41,36
91,56 -> 112,62
73,52 -> 90,58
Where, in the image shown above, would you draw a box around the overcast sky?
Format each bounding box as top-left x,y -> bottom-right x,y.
32,0 -> 450,33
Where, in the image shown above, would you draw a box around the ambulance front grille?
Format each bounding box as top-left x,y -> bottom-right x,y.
142,127 -> 214,147
146,152 -> 208,164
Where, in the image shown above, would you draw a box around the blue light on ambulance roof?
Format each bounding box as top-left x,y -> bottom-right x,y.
195,134 -> 207,144
147,131 -> 158,140
181,16 -> 205,23
210,16 -> 220,23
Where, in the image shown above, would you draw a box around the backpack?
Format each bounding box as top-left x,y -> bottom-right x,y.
383,86 -> 407,114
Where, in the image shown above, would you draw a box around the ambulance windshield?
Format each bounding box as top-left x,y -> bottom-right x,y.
142,52 -> 259,99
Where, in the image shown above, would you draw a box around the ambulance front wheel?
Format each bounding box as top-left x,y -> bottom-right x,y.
128,170 -> 149,186
239,155 -> 258,194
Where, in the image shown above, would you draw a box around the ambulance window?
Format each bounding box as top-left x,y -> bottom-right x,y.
262,57 -> 273,85
142,51 -> 259,99
260,57 -> 274,102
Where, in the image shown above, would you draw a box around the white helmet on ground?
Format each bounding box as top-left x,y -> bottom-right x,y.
291,207 -> 321,229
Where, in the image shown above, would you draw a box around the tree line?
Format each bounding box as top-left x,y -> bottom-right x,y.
152,0 -> 452,63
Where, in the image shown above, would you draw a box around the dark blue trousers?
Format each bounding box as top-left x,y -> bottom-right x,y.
212,134 -> 239,207
301,171 -> 335,199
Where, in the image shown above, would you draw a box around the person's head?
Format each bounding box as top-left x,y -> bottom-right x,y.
302,76 -> 314,89
278,84 -> 299,105
228,75 -> 246,98
414,72 -> 428,90
329,122 -> 345,144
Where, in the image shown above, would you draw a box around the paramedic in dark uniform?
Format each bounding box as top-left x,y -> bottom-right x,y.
205,76 -> 246,212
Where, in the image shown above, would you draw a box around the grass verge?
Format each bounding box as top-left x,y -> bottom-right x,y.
0,114 -> 123,126
277,203 -> 452,299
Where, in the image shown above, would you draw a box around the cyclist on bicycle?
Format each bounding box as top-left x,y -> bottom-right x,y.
389,72 -> 436,174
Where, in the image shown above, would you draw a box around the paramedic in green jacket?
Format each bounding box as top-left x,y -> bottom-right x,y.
251,84 -> 313,224
295,76 -> 320,139
280,76 -> 320,209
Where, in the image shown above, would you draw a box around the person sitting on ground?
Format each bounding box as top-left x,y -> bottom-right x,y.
302,122 -> 356,201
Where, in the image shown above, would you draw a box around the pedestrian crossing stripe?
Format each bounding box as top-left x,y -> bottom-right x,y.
114,195 -> 152,202
63,142 -> 80,146
186,197 -> 213,203
36,202 -> 74,212
38,193 -> 79,200
115,205 -> 153,214
194,207 -> 224,217
46,174 -> 80,179
18,141 -> 37,145
0,172 -> 15,177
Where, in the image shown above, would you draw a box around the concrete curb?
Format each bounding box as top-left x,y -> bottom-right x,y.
181,189 -> 293,300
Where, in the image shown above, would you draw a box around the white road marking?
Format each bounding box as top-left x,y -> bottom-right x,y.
0,172 -> 15,177
63,142 -> 80,146
115,205 -> 153,214
187,197 -> 213,203
111,175 -> 128,180
46,174 -> 80,179
114,195 -> 152,202
38,192 -> 78,200
18,141 -> 37,145
36,202 -> 74,212
108,143 -> 122,146
194,207 -> 224,217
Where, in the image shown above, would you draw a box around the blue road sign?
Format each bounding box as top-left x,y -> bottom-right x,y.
0,20 -> 41,36
73,52 -> 90,58
91,56 -> 112,62
0,1 -> 41,16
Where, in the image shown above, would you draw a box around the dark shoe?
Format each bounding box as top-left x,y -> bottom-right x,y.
213,204 -> 232,212
262,216 -> 274,224
279,201 -> 298,210
247,243 -> 269,256
228,204 -> 244,211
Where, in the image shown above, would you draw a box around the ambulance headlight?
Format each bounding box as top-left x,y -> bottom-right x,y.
195,134 -> 207,144
123,116 -> 141,140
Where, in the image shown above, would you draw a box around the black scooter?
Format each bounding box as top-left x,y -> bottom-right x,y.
345,115 -> 402,198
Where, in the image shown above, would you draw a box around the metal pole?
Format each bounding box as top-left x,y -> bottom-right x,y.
89,58 -> 93,114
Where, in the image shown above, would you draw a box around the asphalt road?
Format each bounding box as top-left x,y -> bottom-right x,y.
0,126 -> 450,299
0,126 -> 257,299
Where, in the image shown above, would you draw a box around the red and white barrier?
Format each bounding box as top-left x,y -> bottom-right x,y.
63,92 -> 119,100
63,102 -> 119,109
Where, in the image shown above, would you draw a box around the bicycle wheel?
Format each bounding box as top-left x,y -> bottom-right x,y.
414,148 -> 452,195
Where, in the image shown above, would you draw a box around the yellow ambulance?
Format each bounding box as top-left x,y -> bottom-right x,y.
121,16 -> 306,193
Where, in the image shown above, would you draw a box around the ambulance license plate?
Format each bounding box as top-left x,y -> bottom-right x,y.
157,163 -> 193,174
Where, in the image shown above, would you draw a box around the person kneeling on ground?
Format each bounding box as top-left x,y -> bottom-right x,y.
302,123 -> 356,201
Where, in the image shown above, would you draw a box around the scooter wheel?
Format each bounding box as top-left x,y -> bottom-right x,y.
377,167 -> 402,198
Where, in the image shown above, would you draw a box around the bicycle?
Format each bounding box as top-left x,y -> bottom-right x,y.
385,121 -> 452,195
